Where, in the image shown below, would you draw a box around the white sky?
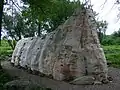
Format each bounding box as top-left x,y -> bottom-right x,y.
71,0 -> 120,35
88,0 -> 120,35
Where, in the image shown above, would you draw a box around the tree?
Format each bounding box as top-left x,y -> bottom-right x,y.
22,0 -> 81,34
96,20 -> 108,43
2,0 -> 81,42
2,10 -> 38,50
102,29 -> 120,45
3,12 -> 38,39
113,28 -> 120,37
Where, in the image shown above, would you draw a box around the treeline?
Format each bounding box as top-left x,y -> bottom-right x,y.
101,29 -> 120,45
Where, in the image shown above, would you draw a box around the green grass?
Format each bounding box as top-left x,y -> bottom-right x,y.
103,45 -> 120,68
0,40 -> 13,61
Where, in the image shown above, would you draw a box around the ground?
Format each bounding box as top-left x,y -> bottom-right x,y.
1,60 -> 120,90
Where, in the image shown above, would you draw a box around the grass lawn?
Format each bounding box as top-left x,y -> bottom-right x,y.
103,45 -> 120,68
0,40 -> 13,61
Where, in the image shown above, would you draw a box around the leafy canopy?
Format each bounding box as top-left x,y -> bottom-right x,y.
22,0 -> 81,32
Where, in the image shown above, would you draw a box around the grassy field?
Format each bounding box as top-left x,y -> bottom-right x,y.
0,40 -> 13,61
103,45 -> 120,68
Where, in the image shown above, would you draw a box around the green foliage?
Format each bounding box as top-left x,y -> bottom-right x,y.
22,0 -> 81,34
96,20 -> 108,43
3,12 -> 37,40
103,45 -> 120,67
0,40 -> 13,61
112,29 -> 120,37
2,0 -> 81,38
101,29 -> 120,45
101,35 -> 116,45
101,29 -> 120,68
101,35 -> 120,45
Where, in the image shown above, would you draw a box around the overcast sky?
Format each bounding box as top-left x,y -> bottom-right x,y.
87,0 -> 120,35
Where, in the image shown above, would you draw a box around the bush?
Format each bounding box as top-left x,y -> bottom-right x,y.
101,35 -> 120,45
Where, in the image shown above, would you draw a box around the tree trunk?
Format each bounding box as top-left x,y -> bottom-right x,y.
7,40 -> 14,50
98,30 -> 102,43
0,0 -> 4,45
38,23 -> 41,37
0,63 -> 2,69
18,29 -> 21,40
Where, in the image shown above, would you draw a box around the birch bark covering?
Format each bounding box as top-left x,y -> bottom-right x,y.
11,8 -> 109,84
